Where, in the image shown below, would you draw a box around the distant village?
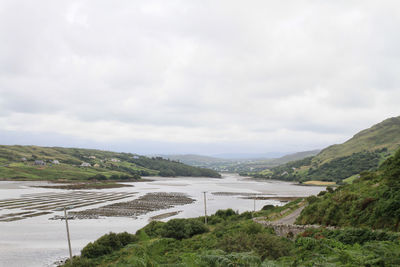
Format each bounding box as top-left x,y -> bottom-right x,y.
21,155 -> 140,168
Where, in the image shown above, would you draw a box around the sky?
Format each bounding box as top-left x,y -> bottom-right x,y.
1,1 -> 400,156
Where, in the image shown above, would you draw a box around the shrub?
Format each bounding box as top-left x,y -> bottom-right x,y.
81,232 -> 136,258
161,219 -> 208,240
306,195 -> 318,204
208,216 -> 223,225
159,169 -> 176,177
215,209 -> 237,219
141,221 -> 165,238
262,205 -> 275,211
244,222 -> 263,235
88,174 -> 107,181
238,211 -> 253,219
252,232 -> 293,260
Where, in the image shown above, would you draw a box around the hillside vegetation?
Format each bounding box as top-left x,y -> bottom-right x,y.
297,148 -> 400,231
316,116 -> 400,164
0,145 -> 221,181
59,148 -> 400,266
61,149 -> 400,266
164,150 -> 320,173
247,116 -> 400,183
63,202 -> 400,267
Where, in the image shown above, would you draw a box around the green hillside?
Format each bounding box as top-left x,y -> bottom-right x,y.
163,150 -> 320,173
315,116 -> 400,164
0,145 -> 221,181
239,149 -> 320,172
297,148 -> 400,231
248,116 -> 400,183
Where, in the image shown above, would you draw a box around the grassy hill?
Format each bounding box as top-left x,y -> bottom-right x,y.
248,116 -> 400,183
242,150 -> 320,171
0,145 -> 221,181
297,148 -> 400,231
315,116 -> 400,164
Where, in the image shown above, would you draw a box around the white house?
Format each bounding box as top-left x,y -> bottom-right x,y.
110,158 -> 120,162
52,160 -> 60,164
81,162 -> 91,167
34,160 -> 46,166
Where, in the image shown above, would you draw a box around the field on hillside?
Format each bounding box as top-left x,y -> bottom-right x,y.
0,145 -> 221,181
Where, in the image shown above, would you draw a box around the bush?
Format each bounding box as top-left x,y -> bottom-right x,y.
238,211 -> 253,219
244,222 -> 263,235
141,221 -> 165,238
88,174 -> 107,181
253,233 -> 293,260
159,169 -> 176,177
262,205 -> 275,211
218,232 -> 292,260
207,216 -> 223,225
215,209 -> 237,220
161,218 -> 208,240
81,232 -> 136,258
306,195 -> 318,204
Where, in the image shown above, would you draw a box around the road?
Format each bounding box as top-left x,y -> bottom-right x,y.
271,206 -> 305,225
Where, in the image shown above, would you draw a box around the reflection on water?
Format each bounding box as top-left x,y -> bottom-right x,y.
0,174 -> 325,267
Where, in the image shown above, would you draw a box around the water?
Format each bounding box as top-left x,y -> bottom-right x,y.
0,174 -> 325,267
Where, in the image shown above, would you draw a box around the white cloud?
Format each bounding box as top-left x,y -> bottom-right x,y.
0,0 -> 400,154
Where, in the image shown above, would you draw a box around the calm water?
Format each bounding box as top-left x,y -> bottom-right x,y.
0,174 -> 325,267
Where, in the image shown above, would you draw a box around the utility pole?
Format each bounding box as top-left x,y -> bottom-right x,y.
203,191 -> 207,225
64,207 -> 73,261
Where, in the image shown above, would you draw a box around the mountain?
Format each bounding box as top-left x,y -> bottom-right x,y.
263,150 -> 321,167
315,116 -> 400,164
297,148 -> 400,231
211,152 -> 285,159
249,116 -> 400,183
159,154 -> 227,166
0,145 -> 221,180
160,150 -> 320,173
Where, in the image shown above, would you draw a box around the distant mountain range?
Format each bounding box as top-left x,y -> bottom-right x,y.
211,152 -> 287,159
160,149 -> 321,172
249,116 -> 400,183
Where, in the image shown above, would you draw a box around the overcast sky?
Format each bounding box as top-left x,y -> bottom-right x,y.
1,1 -> 399,156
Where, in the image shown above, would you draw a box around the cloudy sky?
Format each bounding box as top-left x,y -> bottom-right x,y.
1,1 -> 399,156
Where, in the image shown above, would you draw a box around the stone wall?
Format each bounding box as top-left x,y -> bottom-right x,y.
253,217 -> 335,238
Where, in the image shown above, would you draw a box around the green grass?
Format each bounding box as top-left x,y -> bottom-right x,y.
0,163 -> 128,180
62,201 -> 400,267
297,149 -> 400,231
0,145 -> 221,181
343,174 -> 359,184
314,116 -> 400,164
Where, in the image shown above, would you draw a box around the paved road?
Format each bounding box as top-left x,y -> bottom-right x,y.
271,206 -> 305,225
